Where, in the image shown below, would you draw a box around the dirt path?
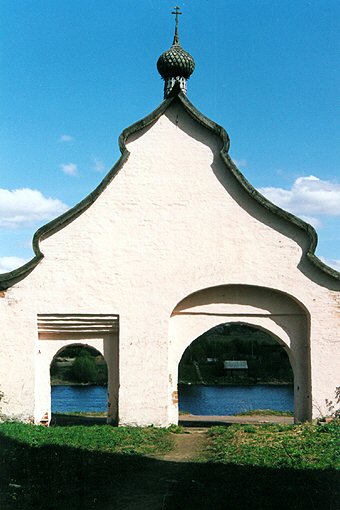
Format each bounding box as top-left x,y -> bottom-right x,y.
158,428 -> 208,463
99,429 -> 210,509
120,420 -> 295,509
157,414 -> 293,463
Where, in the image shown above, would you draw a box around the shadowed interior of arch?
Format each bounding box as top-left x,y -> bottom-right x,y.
178,323 -> 294,419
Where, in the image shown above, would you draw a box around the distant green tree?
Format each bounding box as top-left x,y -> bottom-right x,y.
71,350 -> 97,383
179,323 -> 294,383
50,360 -> 59,377
96,363 -> 108,384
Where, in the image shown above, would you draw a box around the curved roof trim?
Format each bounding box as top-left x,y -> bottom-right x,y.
0,89 -> 339,290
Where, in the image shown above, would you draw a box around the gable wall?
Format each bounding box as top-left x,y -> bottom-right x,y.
0,101 -> 338,424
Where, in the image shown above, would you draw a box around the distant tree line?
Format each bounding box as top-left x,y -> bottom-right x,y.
179,324 -> 293,384
50,346 -> 108,385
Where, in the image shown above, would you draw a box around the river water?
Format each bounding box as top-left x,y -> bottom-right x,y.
52,384 -> 294,416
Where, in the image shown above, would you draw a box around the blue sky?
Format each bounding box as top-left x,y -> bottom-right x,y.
1,0 -> 339,272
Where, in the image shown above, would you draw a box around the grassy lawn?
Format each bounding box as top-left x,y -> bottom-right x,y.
0,421 -> 339,509
0,422 -> 174,510
0,422 -> 173,456
205,422 -> 340,469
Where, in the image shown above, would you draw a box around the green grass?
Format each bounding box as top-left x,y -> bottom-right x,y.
235,409 -> 294,416
0,422 -> 173,456
0,423 -> 171,509
0,421 -> 339,509
205,421 -> 340,470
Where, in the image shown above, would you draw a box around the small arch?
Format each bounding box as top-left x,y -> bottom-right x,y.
50,344 -> 108,422
35,328 -> 119,426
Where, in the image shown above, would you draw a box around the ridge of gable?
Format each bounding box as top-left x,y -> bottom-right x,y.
0,90 -> 339,290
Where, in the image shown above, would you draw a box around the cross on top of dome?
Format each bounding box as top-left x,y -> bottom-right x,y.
157,6 -> 195,98
171,6 -> 182,45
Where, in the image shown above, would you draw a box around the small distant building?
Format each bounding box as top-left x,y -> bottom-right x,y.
224,360 -> 248,377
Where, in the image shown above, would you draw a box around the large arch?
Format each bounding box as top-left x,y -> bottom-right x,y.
168,285 -> 311,424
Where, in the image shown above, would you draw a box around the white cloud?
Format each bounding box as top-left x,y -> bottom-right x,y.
319,257 -> 340,272
233,158 -> 247,168
0,256 -> 29,273
298,215 -> 322,229
259,176 -> 340,217
60,163 -> 78,176
59,135 -> 74,143
93,158 -> 106,173
0,188 -> 68,228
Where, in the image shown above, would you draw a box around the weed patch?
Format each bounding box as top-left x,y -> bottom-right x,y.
205,422 -> 340,470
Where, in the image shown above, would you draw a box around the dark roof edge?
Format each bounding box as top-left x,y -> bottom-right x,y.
0,91 -> 338,290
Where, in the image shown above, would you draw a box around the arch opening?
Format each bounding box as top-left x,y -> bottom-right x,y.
50,344 -> 109,423
35,314 -> 120,426
178,323 -> 294,419
169,284 -> 311,424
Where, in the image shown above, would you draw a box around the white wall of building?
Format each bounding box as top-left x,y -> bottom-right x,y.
0,99 -> 339,425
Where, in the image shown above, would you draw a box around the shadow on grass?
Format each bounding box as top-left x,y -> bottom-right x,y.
0,432 -> 339,510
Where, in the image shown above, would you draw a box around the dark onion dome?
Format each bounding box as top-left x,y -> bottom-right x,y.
157,42 -> 195,80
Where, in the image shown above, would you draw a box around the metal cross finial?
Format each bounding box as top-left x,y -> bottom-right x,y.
172,6 -> 182,44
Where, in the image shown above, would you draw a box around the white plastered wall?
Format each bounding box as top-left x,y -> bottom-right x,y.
0,99 -> 339,425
